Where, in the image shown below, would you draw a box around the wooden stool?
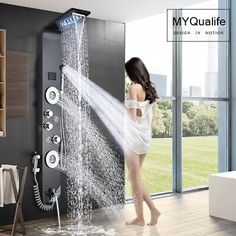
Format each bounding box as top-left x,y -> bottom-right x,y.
2,166 -> 28,236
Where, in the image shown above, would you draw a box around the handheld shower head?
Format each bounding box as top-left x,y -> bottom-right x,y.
32,152 -> 41,173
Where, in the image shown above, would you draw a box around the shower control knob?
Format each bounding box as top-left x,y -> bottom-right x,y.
44,109 -> 53,119
43,122 -> 53,131
52,135 -> 61,144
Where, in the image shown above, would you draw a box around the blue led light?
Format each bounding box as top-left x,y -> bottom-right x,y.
59,13 -> 84,30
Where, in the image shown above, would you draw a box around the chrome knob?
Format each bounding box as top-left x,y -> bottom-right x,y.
43,122 -> 53,131
52,135 -> 61,144
44,109 -> 53,119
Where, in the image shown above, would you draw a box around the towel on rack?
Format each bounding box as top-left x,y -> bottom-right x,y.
0,168 -> 3,207
1,165 -> 19,205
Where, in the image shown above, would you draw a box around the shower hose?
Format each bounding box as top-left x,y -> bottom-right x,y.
33,173 -> 54,211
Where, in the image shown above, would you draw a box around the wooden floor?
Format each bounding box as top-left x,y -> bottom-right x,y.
1,190 -> 236,236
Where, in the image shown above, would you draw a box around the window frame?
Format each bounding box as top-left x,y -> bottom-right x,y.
172,3 -> 231,193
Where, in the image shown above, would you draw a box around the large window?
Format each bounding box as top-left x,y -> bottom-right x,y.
180,0 -> 229,190
181,41 -> 229,190
182,101 -> 225,189
125,0 -> 229,196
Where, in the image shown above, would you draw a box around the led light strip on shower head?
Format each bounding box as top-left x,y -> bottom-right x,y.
59,13 -> 85,29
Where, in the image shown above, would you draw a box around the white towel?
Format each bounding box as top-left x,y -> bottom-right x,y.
1,165 -> 19,205
0,168 -> 3,207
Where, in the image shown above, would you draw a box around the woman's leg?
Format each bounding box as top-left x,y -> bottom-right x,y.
139,154 -> 161,225
126,151 -> 145,226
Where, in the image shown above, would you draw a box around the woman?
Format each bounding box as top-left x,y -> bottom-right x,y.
124,57 -> 161,226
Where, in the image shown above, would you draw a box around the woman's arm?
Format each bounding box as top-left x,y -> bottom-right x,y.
152,102 -> 157,122
128,84 -> 138,119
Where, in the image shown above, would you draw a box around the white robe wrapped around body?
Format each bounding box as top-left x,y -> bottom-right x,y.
124,99 -> 153,155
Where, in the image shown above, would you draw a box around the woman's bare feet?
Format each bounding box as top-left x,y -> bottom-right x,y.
126,218 -> 145,226
147,208 -> 161,226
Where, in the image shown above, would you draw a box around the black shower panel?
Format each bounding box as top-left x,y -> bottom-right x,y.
39,8 -> 91,203
41,31 -> 62,202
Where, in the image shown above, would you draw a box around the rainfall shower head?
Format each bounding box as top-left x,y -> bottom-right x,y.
59,13 -> 84,30
44,8 -> 91,32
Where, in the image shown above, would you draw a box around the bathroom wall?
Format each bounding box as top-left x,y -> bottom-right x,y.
0,3 -> 125,225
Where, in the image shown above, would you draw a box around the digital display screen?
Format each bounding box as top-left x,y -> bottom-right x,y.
48,72 -> 57,80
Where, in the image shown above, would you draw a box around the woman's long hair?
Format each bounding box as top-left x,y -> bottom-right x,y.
125,57 -> 159,103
